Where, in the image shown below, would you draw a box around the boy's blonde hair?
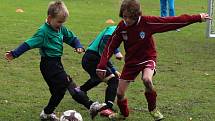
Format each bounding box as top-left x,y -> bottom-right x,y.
119,0 -> 142,20
48,0 -> 69,18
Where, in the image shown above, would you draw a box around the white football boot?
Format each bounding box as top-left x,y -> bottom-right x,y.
40,110 -> 59,121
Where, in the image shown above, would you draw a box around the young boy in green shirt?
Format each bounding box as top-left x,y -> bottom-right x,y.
5,1 -> 84,120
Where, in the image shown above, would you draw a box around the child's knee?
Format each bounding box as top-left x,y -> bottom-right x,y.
67,75 -> 77,88
142,77 -> 153,89
102,74 -> 115,83
107,77 -> 119,87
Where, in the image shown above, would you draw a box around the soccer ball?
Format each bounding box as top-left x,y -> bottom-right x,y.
60,110 -> 83,121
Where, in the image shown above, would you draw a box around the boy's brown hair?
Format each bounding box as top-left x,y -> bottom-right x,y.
47,0 -> 69,18
119,0 -> 142,20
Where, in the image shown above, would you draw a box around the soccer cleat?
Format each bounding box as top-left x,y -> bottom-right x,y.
108,113 -> 126,120
89,101 -> 103,120
100,108 -> 114,117
150,109 -> 164,121
40,110 -> 59,121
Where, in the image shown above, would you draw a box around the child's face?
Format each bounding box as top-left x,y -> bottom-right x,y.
122,10 -> 137,26
48,15 -> 67,31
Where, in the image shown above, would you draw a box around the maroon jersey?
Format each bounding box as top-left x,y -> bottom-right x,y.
97,14 -> 202,69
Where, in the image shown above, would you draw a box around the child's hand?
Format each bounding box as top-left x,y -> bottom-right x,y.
5,51 -> 14,61
200,13 -> 212,22
74,48 -> 85,54
114,71 -> 121,78
115,52 -> 123,60
96,69 -> 106,79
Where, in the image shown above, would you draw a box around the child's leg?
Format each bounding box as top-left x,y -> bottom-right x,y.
116,79 -> 130,117
142,68 -> 164,120
43,72 -> 70,114
79,78 -> 101,92
104,76 -> 119,109
142,68 -> 157,112
80,50 -> 102,92
144,90 -> 157,112
67,81 -> 94,109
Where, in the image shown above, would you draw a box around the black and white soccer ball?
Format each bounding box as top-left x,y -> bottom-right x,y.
60,110 -> 83,121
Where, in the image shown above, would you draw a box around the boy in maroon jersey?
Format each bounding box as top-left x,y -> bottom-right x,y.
95,0 -> 211,120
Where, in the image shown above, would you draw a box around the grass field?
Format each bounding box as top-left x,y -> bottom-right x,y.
1,0 -> 215,121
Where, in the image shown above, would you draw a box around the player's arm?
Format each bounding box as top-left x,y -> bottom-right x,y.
114,48 -> 123,60
63,28 -> 85,54
96,27 -> 123,79
5,42 -> 30,61
144,13 -> 209,34
5,30 -> 44,61
69,37 -> 85,54
200,13 -> 211,22
100,35 -> 123,60
107,61 -> 121,78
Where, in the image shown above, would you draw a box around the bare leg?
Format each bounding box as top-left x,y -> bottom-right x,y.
142,68 -> 157,112
116,79 -> 130,117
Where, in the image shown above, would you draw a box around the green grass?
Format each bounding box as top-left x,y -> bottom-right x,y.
1,0 -> 215,121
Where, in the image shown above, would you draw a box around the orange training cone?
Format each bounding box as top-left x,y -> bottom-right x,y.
16,8 -> 24,13
105,19 -> 115,24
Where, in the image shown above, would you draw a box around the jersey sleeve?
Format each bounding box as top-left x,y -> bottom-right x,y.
107,60 -> 116,73
62,27 -> 83,48
143,14 -> 202,34
97,25 -> 123,70
11,42 -> 30,58
114,48 -> 120,54
25,29 -> 44,48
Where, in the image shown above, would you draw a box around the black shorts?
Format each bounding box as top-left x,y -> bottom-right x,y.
40,57 -> 70,93
82,50 -> 113,79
